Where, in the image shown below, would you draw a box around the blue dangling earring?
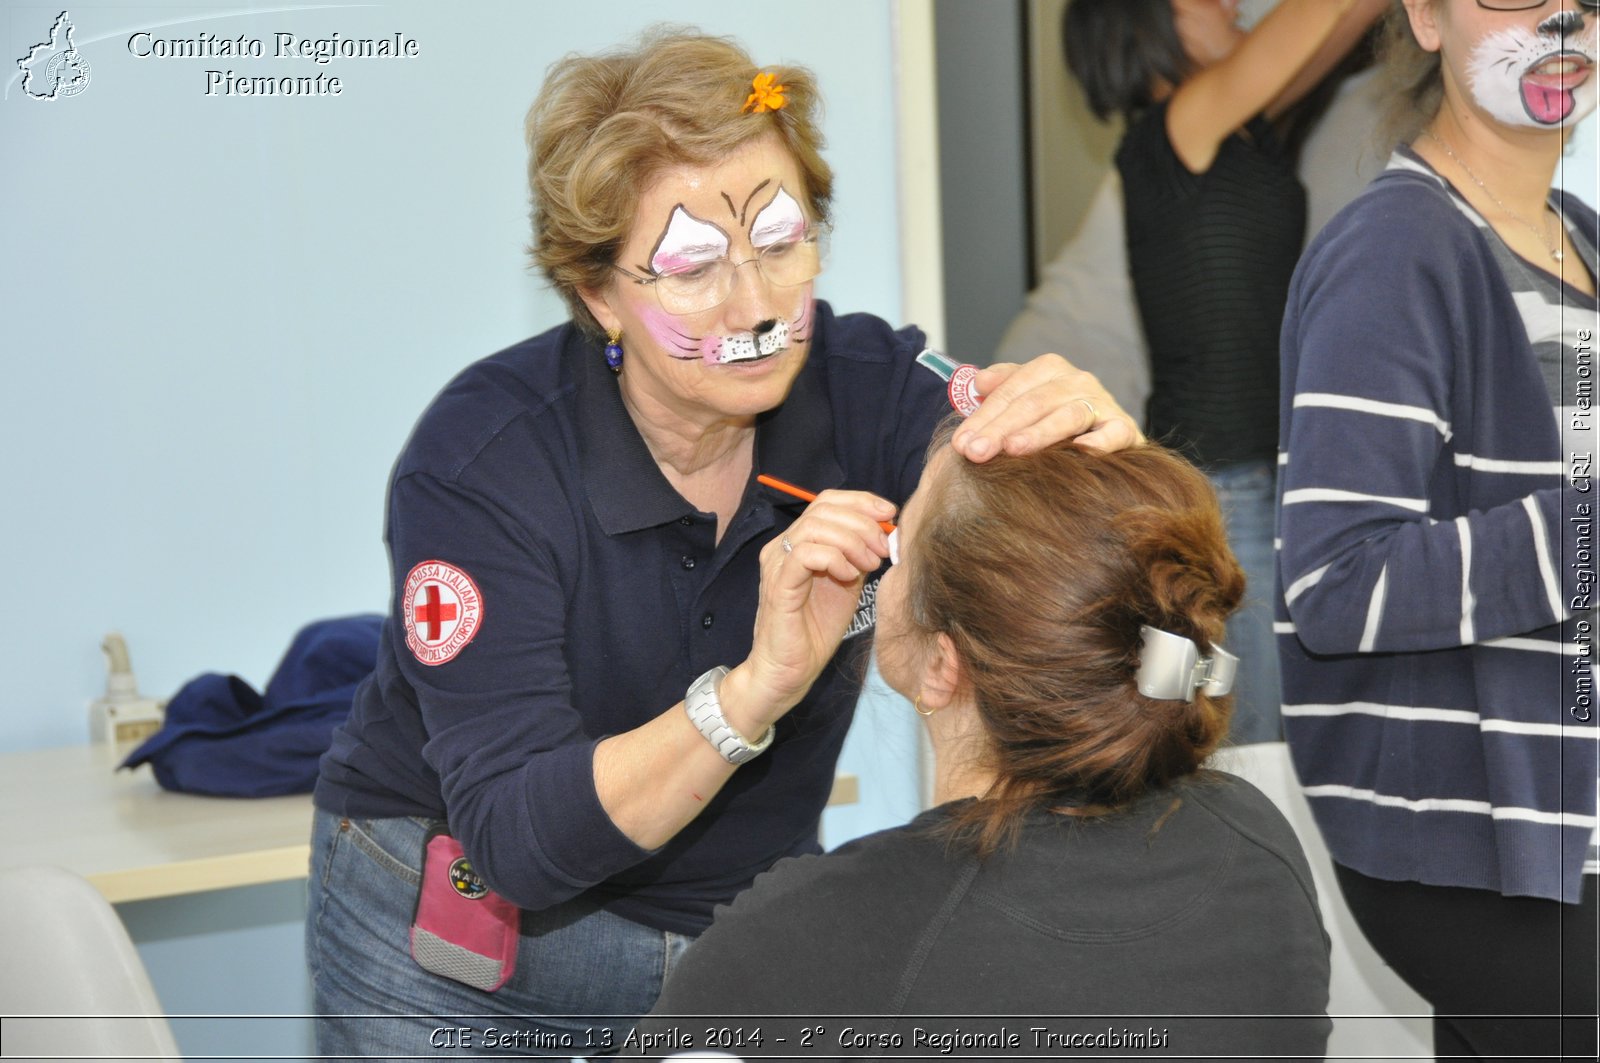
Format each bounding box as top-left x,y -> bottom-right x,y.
604,329 -> 624,374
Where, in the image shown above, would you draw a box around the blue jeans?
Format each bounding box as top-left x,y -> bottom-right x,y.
1208,459 -> 1282,745
304,810 -> 693,1058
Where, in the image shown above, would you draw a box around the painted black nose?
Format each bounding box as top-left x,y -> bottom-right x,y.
753,319 -> 778,335
1540,10 -> 1585,37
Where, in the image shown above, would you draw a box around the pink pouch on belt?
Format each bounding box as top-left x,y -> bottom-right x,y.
409,825 -> 518,992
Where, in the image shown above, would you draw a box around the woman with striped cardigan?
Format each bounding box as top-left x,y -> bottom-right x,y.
1276,2 -> 1598,1057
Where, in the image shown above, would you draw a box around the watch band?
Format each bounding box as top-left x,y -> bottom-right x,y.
685,666 -> 774,765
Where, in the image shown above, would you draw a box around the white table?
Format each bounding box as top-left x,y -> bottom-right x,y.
0,743 -> 859,903
1,743 -> 314,903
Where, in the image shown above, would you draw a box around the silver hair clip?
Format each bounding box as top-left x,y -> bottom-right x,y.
1135,625 -> 1238,702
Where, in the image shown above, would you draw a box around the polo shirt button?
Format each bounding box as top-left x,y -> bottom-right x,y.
679,516 -> 693,526
701,612 -> 714,629
681,556 -> 696,570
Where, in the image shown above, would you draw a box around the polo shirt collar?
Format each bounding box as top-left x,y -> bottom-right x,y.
574,304 -> 844,536
575,328 -> 692,535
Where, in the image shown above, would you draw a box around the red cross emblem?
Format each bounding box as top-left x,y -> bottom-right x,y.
413,584 -> 458,642
401,560 -> 483,666
947,363 -> 982,417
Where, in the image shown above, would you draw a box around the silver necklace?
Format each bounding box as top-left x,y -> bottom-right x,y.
1424,131 -> 1564,263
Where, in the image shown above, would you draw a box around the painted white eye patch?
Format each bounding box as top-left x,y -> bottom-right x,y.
749,186 -> 807,248
651,207 -> 730,275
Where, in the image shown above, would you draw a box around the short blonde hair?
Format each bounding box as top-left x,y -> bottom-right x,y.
525,27 -> 833,337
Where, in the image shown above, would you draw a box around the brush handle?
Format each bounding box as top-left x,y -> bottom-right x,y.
756,475 -> 895,533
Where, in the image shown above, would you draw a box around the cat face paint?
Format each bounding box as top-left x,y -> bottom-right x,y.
639,289 -> 814,366
637,183 -> 814,366
648,206 -> 729,276
749,186 -> 807,249
1463,10 -> 1596,128
691,186 -> 809,365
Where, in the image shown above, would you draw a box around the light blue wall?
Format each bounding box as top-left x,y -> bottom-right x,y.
1559,114 -> 1597,205
2,2 -> 916,1058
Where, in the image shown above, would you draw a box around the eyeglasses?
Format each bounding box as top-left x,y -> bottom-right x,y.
614,225 -> 830,316
1477,1 -> 1597,11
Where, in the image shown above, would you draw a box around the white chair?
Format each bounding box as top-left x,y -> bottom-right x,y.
0,864 -> 181,1061
1214,743 -> 1431,1062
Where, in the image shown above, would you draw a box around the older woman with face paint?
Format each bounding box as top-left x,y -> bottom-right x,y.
303,29 -> 1141,1056
1277,2 -> 1598,1056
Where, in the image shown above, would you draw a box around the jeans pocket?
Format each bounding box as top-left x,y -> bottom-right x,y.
340,817 -> 424,888
313,808 -> 345,888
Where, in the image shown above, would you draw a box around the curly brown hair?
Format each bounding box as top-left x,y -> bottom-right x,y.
524,27 -> 833,338
902,425 -> 1246,856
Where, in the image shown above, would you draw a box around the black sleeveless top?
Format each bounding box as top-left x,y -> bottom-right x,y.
1117,100 -> 1306,468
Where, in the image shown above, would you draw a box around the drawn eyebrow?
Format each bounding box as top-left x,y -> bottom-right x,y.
721,192 -> 738,219
738,179 -> 773,226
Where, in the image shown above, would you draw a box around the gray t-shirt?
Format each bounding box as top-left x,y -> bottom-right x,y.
638,773 -> 1332,1059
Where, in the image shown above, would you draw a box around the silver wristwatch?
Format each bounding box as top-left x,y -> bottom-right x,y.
685,666 -> 774,765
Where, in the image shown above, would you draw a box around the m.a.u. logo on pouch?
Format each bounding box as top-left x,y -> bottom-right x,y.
448,856 -> 490,900
412,827 -> 517,991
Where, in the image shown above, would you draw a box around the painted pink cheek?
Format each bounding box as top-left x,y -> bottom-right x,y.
640,306 -> 701,361
793,286 -> 815,331
699,337 -> 724,364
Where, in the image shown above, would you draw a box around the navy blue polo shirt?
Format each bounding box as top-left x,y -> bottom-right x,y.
315,302 -> 949,934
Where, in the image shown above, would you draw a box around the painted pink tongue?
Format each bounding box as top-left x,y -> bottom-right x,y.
1523,79 -> 1575,124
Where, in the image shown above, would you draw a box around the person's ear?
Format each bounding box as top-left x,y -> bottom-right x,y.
577,283 -> 621,336
1401,0 -> 1442,54
916,633 -> 965,714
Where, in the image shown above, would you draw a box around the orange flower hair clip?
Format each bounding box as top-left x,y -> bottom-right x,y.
742,72 -> 787,114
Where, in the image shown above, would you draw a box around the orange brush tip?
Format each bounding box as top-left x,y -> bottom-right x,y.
757,474 -> 896,533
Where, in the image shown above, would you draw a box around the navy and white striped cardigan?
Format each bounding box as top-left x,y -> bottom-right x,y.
1277,159 -> 1597,904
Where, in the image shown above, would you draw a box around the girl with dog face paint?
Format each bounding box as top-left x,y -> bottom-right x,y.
1406,0 -> 1598,281
1457,1 -> 1596,128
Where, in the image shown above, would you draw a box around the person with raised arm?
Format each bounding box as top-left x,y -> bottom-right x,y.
1062,0 -> 1387,745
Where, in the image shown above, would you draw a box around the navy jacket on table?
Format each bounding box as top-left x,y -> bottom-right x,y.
124,615 -> 382,797
315,302 -> 949,934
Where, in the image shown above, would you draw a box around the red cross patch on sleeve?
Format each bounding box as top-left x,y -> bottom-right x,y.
401,561 -> 484,666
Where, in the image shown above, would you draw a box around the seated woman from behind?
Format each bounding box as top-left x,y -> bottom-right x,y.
636,429 -> 1331,1058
